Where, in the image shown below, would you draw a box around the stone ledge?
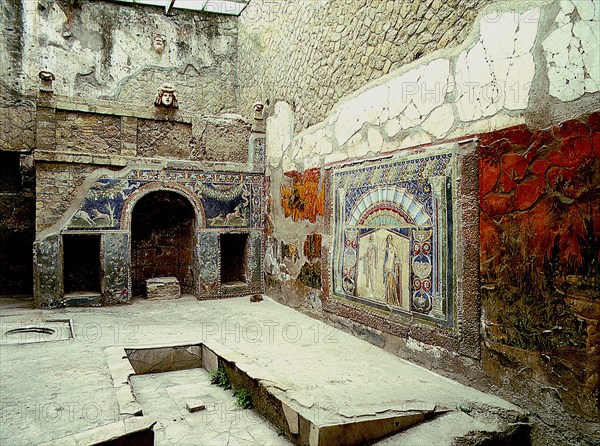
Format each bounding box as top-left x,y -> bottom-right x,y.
39,416 -> 155,446
33,150 -> 261,172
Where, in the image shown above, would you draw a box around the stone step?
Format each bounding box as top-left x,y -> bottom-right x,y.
375,410 -> 530,445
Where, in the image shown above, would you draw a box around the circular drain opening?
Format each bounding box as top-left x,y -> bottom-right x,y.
4,327 -> 56,337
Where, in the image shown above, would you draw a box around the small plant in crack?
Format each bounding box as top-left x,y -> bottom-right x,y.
234,388 -> 253,409
457,404 -> 472,414
209,365 -> 231,389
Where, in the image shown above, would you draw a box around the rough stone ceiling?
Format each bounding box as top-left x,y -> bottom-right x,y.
111,0 -> 250,16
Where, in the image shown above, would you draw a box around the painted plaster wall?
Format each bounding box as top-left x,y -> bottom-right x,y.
34,0 -> 238,114
2,0 -> 239,114
479,114 -> 599,437
263,1 -> 599,444
238,0 -> 493,131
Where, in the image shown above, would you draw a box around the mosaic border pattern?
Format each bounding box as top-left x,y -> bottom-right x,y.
67,170 -> 264,231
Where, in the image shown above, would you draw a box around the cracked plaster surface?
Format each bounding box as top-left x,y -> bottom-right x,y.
542,0 -> 600,101
269,1 -> 598,173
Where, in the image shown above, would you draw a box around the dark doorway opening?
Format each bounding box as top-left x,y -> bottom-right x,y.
131,191 -> 195,296
220,233 -> 248,285
63,234 -> 102,294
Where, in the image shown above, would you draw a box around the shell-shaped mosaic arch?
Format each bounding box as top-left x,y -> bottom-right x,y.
347,186 -> 432,228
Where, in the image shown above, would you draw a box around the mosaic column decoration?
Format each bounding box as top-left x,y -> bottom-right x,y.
248,230 -> 263,293
33,234 -> 63,308
102,232 -> 130,305
198,231 -> 219,297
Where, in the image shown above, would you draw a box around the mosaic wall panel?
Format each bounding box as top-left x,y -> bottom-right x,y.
332,152 -> 454,325
250,136 -> 266,166
66,170 -> 264,231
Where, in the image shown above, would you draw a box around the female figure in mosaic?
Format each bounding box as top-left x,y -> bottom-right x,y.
383,234 -> 402,307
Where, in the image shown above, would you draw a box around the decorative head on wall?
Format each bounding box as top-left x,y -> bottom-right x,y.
154,82 -> 179,109
253,101 -> 265,120
38,70 -> 55,92
152,34 -> 166,54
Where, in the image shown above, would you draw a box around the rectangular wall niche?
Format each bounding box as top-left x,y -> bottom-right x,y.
220,233 -> 248,286
331,150 -> 455,326
63,234 -> 101,294
0,152 -> 21,192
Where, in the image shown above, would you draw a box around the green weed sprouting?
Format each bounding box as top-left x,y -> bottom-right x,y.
233,388 -> 253,409
209,365 -> 231,389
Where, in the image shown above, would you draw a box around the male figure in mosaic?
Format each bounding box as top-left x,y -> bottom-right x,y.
361,235 -> 378,292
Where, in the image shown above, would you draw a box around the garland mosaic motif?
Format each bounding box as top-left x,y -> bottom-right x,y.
332,152 -> 454,324
67,169 -> 263,230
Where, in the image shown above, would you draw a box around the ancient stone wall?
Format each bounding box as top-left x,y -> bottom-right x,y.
238,0 -> 492,130
0,0 -> 36,296
34,0 -> 239,114
35,162 -> 98,232
33,99 -> 253,231
263,1 -> 600,444
0,153 -> 35,295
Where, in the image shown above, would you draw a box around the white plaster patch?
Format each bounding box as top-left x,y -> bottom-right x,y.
560,0 -> 575,15
267,102 -> 295,167
447,113 -> 524,140
334,84 -> 388,146
398,132 -> 432,150
421,104 -> 455,140
412,59 -> 451,118
573,20 -> 600,90
304,156 -> 321,170
367,127 -> 384,152
324,151 -> 349,165
543,9 -> 600,101
574,0 -> 596,21
384,118 -> 402,138
315,136 -> 333,156
455,8 -> 539,121
387,68 -> 420,119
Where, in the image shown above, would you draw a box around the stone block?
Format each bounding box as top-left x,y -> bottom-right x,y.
201,345 -> 219,373
146,276 -> 180,299
186,399 -> 206,413
282,401 -> 300,434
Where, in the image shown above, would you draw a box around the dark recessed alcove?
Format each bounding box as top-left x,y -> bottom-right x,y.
0,152 -> 21,192
63,234 -> 101,294
220,233 -> 248,285
131,191 -> 195,295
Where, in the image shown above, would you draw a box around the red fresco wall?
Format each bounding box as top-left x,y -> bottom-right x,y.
479,112 -> 600,418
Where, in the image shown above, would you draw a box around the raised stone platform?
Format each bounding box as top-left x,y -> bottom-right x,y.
146,276 -> 180,300
0,296 -> 528,445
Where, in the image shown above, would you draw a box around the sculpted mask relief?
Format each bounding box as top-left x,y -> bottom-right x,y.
154,83 -> 179,109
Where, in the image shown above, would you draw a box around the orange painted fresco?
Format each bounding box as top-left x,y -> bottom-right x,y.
280,168 -> 324,223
